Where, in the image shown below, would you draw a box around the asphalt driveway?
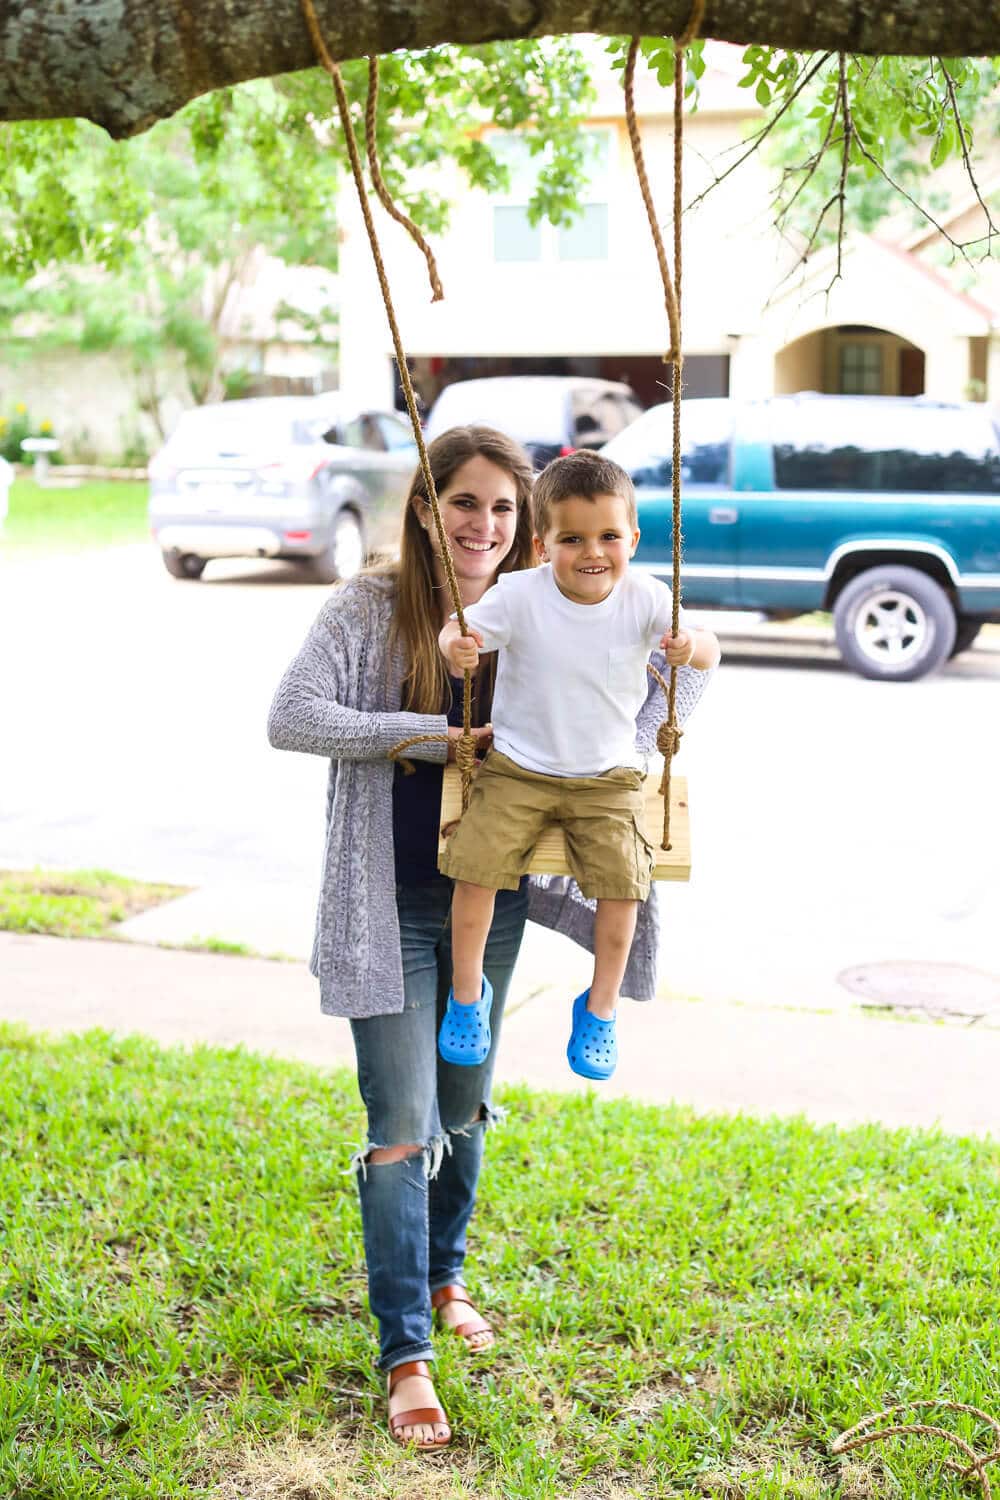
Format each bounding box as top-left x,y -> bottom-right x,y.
2,543 -> 999,1017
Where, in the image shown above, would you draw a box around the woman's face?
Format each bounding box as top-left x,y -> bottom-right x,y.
416,454 -> 520,588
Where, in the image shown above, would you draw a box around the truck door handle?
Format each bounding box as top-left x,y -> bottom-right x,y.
709,506 -> 739,525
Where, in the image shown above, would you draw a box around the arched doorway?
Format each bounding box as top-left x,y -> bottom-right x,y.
774,325 -> 925,397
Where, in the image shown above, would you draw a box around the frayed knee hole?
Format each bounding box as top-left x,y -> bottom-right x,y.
367,1143 -> 423,1165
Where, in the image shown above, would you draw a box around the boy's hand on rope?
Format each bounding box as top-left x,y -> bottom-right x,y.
660,629 -> 696,667
439,620 -> 483,674
447,725 -> 492,764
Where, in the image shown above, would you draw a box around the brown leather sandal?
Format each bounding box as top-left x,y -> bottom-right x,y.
431,1284 -> 495,1351
387,1359 -> 451,1450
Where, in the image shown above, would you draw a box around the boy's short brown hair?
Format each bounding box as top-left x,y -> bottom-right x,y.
532,451 -> 638,536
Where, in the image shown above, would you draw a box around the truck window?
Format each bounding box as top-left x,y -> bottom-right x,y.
773,398 -> 1000,493
601,397 -> 732,488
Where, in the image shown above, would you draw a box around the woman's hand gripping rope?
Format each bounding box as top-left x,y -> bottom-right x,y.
448,725 -> 492,763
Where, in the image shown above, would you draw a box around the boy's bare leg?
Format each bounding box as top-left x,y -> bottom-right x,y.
451,880 -> 498,1004
588,899 -> 639,1019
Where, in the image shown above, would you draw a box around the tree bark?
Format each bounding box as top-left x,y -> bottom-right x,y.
2,0 -> 997,137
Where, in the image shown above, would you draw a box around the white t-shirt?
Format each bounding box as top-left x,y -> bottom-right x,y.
462,565 -> 685,777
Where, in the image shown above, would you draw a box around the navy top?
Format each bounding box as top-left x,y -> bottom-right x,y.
392,676 -> 466,885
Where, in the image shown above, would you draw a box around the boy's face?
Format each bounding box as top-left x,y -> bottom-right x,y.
533,493 -> 640,605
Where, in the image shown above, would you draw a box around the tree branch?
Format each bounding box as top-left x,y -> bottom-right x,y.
2,0 -> 1000,137
830,51 -> 851,291
851,131 -> 978,267
936,57 -> 999,255
771,81 -> 842,224
685,51 -> 830,212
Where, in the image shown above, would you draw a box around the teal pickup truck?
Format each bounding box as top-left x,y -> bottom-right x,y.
604,394 -> 1000,681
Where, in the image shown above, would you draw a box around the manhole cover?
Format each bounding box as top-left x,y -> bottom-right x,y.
837,961 -> 1000,1019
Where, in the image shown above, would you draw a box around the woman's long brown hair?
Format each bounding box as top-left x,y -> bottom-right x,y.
380,425 -> 536,716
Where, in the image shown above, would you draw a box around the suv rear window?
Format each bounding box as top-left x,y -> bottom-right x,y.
571,390 -> 643,446
772,399 -> 1000,493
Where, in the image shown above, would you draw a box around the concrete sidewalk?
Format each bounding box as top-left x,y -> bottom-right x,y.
3,930 -> 997,1139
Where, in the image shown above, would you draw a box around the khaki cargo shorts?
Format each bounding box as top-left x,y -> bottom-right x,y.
439,750 -> 655,901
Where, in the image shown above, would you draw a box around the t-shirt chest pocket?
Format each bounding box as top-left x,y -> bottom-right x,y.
607,646 -> 641,695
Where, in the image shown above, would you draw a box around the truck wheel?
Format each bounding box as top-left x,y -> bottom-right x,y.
302,508 -> 365,585
950,619 -> 982,658
832,565 -> 956,682
161,550 -> 206,580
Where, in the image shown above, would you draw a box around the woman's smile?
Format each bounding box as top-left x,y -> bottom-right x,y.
454,537 -> 497,552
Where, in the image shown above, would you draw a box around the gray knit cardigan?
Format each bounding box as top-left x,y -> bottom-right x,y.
267,574 -> 712,1018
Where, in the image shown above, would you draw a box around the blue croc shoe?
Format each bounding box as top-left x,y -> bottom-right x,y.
567,990 -> 618,1080
438,975 -> 494,1066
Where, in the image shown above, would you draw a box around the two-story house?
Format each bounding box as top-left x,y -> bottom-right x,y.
339,42 -> 1000,415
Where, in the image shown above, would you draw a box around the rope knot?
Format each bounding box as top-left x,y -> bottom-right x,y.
656,721 -> 683,759
455,733 -> 477,777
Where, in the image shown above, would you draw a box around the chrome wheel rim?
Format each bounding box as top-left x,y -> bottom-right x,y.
333,514 -> 364,579
853,589 -> 928,667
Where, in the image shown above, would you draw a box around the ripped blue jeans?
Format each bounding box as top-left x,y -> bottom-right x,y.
350,877 -> 528,1372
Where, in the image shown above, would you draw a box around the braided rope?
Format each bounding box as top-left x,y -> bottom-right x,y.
624,42 -> 681,365
625,5 -> 703,848
646,662 -> 684,828
298,0 -> 475,807
365,56 -> 444,303
832,1400 -> 1000,1497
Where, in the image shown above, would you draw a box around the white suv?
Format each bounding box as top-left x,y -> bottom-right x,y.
149,396 -> 416,582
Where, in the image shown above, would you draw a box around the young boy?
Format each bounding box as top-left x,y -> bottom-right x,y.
437,451 -> 720,1080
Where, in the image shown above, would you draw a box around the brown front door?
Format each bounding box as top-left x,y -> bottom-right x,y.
898,346 -> 926,396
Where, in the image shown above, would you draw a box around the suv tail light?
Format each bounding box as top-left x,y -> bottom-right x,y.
257,456 -> 327,487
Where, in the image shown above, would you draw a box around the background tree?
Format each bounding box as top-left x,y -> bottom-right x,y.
0,42 -> 595,439
1,21 -> 997,453
698,48 -> 1000,279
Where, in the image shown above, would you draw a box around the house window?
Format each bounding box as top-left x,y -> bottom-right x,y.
839,343 -> 883,394
558,132 -> 611,261
558,204 -> 609,261
493,206 -> 542,262
490,128 -> 611,264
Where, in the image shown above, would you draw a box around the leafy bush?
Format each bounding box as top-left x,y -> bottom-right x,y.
0,403 -> 58,463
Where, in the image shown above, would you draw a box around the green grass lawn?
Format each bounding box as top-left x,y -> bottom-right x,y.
2,479 -> 149,552
0,869 -> 270,957
2,1026 -> 998,1498
0,869 -> 184,940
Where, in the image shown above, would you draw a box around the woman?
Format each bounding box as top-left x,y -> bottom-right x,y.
268,427 -> 533,1449
267,426 -> 713,1450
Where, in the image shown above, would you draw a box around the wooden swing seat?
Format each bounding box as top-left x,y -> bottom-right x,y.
438,766 -> 690,882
